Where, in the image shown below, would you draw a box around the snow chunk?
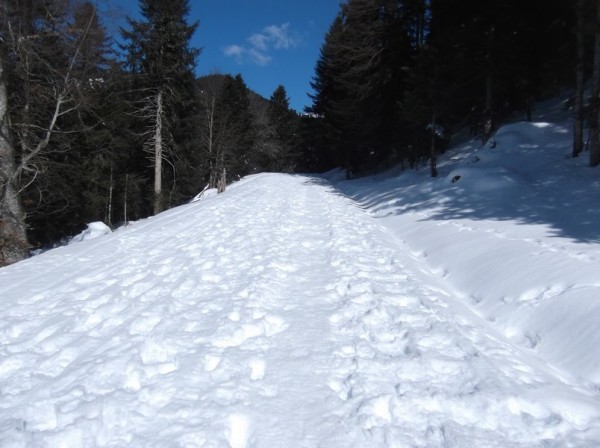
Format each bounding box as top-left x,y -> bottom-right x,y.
69,221 -> 111,244
228,414 -> 251,448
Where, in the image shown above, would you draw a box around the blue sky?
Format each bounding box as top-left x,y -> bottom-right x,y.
104,1 -> 341,112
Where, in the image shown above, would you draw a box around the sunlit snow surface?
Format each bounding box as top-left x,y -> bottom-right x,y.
2,97 -> 600,446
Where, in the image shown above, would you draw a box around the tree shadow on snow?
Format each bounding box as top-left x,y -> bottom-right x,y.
336,144 -> 600,245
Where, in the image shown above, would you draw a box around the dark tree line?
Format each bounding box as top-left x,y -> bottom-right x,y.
573,0 -> 600,167
0,0 -> 299,264
307,0 -> 577,177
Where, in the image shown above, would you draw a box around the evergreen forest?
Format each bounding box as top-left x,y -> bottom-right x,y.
0,0 -> 597,265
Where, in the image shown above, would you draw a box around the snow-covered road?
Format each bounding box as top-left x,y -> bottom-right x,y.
1,173 -> 599,447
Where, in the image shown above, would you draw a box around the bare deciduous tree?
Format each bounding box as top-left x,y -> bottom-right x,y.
199,73 -> 225,188
0,55 -> 28,265
0,0 -> 100,264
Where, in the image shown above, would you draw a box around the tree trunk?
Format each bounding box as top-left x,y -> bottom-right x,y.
107,154 -> 113,227
207,100 -> 215,186
203,74 -> 221,189
573,0 -> 586,158
0,56 -> 29,265
483,25 -> 495,142
430,111 -> 438,177
124,173 -> 128,226
154,88 -> 164,214
483,68 -> 494,142
217,167 -> 226,193
525,97 -> 532,122
207,82 -> 216,188
591,0 -> 600,166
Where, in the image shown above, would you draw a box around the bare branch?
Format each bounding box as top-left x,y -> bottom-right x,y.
10,7 -> 100,182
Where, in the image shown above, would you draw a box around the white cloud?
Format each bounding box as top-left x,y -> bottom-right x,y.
223,45 -> 245,64
223,45 -> 244,57
248,48 -> 272,66
223,23 -> 301,66
247,33 -> 269,52
261,23 -> 299,50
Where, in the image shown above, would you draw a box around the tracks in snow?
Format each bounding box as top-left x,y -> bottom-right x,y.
0,173 -> 599,447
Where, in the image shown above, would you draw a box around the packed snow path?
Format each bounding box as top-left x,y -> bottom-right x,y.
1,174 -> 599,447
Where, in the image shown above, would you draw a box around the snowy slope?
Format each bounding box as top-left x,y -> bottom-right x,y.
1,97 -> 600,447
332,97 -> 600,388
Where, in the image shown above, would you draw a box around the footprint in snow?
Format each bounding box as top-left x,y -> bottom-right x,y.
248,358 -> 266,380
137,340 -> 178,377
228,414 -> 252,448
129,314 -> 162,335
359,395 -> 393,430
152,264 -> 171,277
212,314 -> 288,348
261,314 -> 288,337
204,354 -> 222,372
212,323 -> 265,348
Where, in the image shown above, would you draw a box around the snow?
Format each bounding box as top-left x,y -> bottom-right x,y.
191,185 -> 218,203
69,222 -> 112,244
1,96 -> 600,446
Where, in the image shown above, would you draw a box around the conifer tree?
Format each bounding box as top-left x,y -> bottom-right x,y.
267,85 -> 299,172
590,0 -> 600,167
428,0 -> 574,139
121,0 -> 200,213
309,0 -> 414,175
215,74 -> 255,182
308,15 -> 346,169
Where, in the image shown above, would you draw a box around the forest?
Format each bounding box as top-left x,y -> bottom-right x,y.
0,0 -> 596,265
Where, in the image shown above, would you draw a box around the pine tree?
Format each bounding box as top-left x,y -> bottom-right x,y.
590,0 -> 600,167
215,74 -> 255,183
309,1 -> 416,175
307,15 -> 346,170
334,0 -> 388,173
121,0 -> 200,213
310,0 -> 578,177
267,85 -> 299,172
428,0 -> 574,140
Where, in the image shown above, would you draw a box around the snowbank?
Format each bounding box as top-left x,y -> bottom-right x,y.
334,110 -> 600,386
68,221 -> 112,244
